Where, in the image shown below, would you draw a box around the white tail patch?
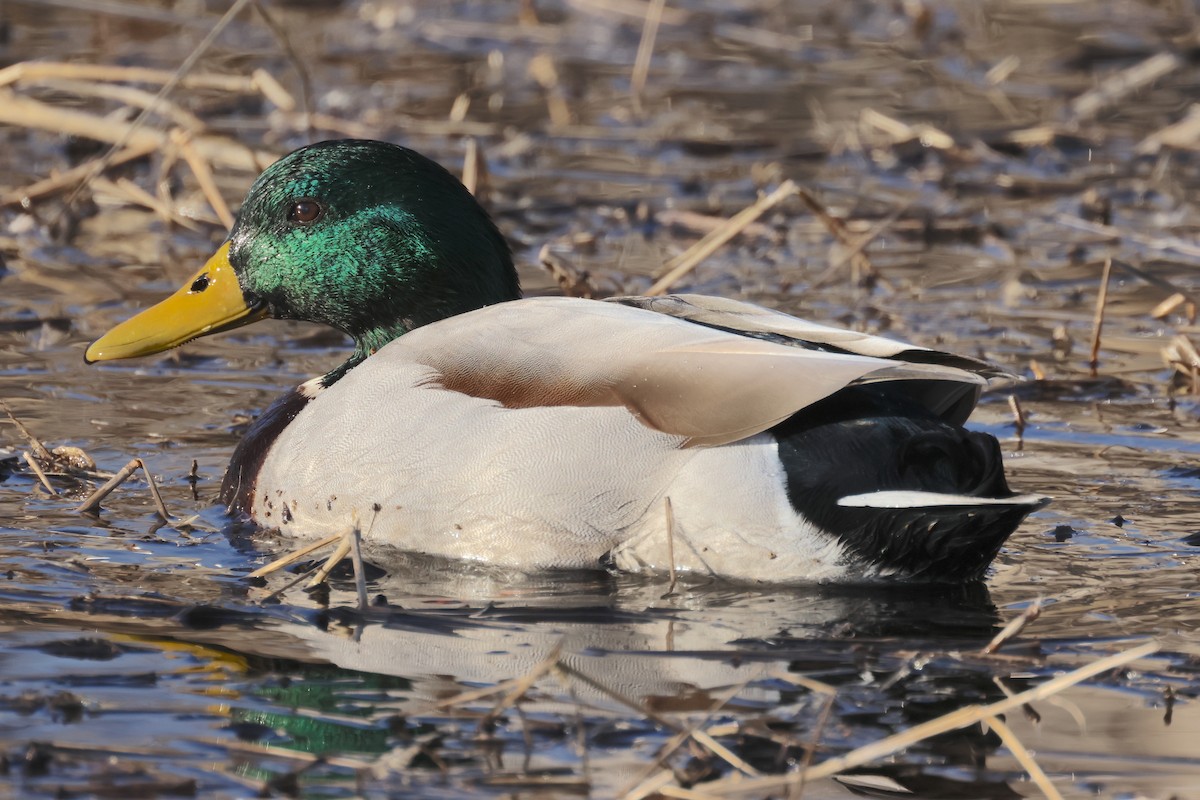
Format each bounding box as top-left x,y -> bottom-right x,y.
838,491 -> 1050,509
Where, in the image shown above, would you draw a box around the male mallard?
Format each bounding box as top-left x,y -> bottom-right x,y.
86,139 -> 1045,583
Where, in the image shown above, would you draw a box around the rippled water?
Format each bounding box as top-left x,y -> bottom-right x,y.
3,0 -> 1200,797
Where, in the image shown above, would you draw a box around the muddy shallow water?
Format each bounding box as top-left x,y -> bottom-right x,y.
3,0 -> 1200,797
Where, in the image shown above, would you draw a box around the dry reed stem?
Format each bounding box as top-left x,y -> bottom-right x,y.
528,53 -> 572,127
246,532 -> 342,579
1152,292 -> 1187,319
1070,52 -> 1183,122
256,563 -> 326,605
1138,103 -> 1200,154
647,180 -> 798,295
809,205 -> 904,288
22,451 -> 57,496
1163,335 -> 1200,394
91,177 -> 201,229
769,670 -> 837,698
58,0 -> 255,213
247,6 -> 310,118
980,597 -> 1042,656
1089,258 -> 1112,378
75,457 -> 141,514
139,459 -> 172,520
557,661 -> 679,731
690,729 -> 760,777
306,533 -> 353,588
539,244 -> 597,298
656,209 -> 775,240
796,187 -> 885,289
0,143 -> 159,206
449,93 -> 471,122
788,681 -> 837,799
984,714 -> 1065,800
72,457 -> 170,517
249,67 -> 297,112
1008,394 -> 1027,442
623,770 -> 677,800
1,400 -> 54,463
348,527 -> 369,611
0,90 -> 274,172
662,495 -> 678,597
1057,214 -> 1200,262
691,641 -> 1158,797
717,24 -> 812,51
566,0 -> 689,25
0,62 -> 264,94
658,787 -> 722,799
34,78 -> 206,131
280,110 -> 379,139
479,644 -> 563,729
434,674 -> 533,710
860,108 -> 954,149
171,128 -> 235,228
461,138 -> 480,196
618,681 -> 751,799
630,0 -> 666,113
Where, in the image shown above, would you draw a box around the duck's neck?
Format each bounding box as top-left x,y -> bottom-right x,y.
321,287 -> 520,387
318,323 -> 416,386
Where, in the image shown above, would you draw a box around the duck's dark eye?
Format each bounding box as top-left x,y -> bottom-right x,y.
288,198 -> 323,224
190,274 -> 210,293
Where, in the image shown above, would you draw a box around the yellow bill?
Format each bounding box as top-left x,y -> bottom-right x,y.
85,242 -> 268,363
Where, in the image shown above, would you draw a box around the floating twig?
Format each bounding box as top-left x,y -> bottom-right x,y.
74,457 -> 170,518
694,641 -> 1158,797
141,460 -> 172,520
479,643 -> 563,730
809,203 -> 905,289
246,531 -> 343,579
1163,334 -> 1200,394
22,451 -> 57,496
1,400 -> 53,463
617,681 -> 754,800
647,180 -> 798,296
1151,292 -> 1187,320
1138,103 -> 1200,154
75,458 -> 140,514
980,597 -> 1042,656
1,143 -> 158,207
556,660 -> 679,732
984,714 -> 1064,800
306,533 -> 353,588
1070,51 -> 1183,123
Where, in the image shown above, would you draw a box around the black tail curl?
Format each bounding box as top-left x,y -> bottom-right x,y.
773,386 -> 1042,582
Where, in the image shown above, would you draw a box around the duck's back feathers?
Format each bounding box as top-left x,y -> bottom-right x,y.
612,294 -> 999,424
397,296 -> 982,447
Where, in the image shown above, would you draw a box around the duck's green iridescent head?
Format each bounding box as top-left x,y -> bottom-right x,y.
86,140 -> 520,380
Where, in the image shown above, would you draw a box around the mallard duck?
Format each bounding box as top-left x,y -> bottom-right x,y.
86,139 -> 1045,583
